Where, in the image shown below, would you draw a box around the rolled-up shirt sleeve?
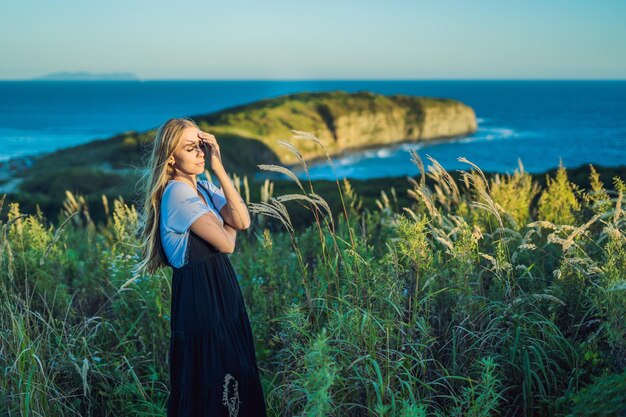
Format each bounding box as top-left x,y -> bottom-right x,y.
162,182 -> 212,234
203,180 -> 228,212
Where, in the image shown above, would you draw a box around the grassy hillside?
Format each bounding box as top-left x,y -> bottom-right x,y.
4,155 -> 626,230
190,90 -> 477,165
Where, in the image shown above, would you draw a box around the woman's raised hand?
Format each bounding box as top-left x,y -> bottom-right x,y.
197,130 -> 223,171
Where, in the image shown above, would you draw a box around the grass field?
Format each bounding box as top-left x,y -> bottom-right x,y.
1,131 -> 625,416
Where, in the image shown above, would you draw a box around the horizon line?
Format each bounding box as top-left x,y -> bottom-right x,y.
1,77 -> 626,82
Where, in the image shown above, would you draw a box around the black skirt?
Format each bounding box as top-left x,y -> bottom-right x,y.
166,230 -> 268,417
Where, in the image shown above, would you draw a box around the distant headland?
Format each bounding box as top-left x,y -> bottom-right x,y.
1,90 -> 477,188
191,90 -> 478,166
30,71 -> 140,81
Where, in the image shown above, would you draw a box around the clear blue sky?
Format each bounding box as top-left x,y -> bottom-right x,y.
1,0 -> 625,80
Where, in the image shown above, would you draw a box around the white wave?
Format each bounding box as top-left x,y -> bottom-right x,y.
404,143 -> 424,151
376,148 -> 393,158
456,126 -> 519,144
337,154 -> 359,165
491,127 -> 516,138
362,149 -> 378,158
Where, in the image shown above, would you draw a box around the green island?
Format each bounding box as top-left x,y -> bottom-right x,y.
0,91 -> 478,220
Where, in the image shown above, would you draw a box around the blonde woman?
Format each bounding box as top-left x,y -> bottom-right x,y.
133,117 -> 267,416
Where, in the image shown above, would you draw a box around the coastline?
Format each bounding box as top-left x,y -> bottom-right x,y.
2,141 -> 626,190
0,154 -> 39,193
283,133 -> 479,173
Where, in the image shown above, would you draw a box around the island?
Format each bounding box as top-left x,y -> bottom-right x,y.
31,71 -> 140,81
1,90 -> 478,216
190,90 -> 477,166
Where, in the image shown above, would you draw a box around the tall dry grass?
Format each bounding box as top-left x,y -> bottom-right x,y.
1,131 -> 625,416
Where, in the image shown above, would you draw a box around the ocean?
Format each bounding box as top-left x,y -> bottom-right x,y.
0,80 -> 624,180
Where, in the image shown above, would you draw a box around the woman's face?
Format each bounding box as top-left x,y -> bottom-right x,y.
169,126 -> 205,176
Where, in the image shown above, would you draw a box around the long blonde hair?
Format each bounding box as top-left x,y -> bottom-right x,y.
132,117 -> 199,277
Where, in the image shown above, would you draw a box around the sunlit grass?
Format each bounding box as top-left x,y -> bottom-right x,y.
1,130 -> 625,416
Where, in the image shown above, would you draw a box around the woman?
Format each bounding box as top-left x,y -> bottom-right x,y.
133,117 -> 268,416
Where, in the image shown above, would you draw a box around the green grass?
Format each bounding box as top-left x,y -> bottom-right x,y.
1,130 -> 625,416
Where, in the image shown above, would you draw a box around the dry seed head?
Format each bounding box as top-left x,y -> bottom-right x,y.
257,164 -> 304,191
291,129 -> 324,147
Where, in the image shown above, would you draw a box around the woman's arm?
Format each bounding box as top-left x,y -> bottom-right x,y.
223,222 -> 238,250
214,167 -> 251,230
190,213 -> 237,253
197,129 -> 250,230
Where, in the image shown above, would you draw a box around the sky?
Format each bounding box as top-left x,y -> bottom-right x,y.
1,0 -> 625,80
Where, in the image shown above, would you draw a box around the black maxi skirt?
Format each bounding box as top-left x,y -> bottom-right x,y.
166,230 -> 268,417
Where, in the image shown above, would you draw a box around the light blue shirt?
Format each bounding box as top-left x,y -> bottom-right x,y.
160,179 -> 228,268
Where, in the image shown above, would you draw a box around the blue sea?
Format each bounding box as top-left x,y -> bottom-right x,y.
0,80 -> 624,180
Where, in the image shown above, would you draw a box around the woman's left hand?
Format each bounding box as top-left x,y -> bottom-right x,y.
197,130 -> 223,171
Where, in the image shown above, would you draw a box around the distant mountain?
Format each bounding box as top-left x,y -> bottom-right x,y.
32,71 -> 140,81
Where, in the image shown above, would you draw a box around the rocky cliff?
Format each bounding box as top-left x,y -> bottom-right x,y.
193,90 -> 477,165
